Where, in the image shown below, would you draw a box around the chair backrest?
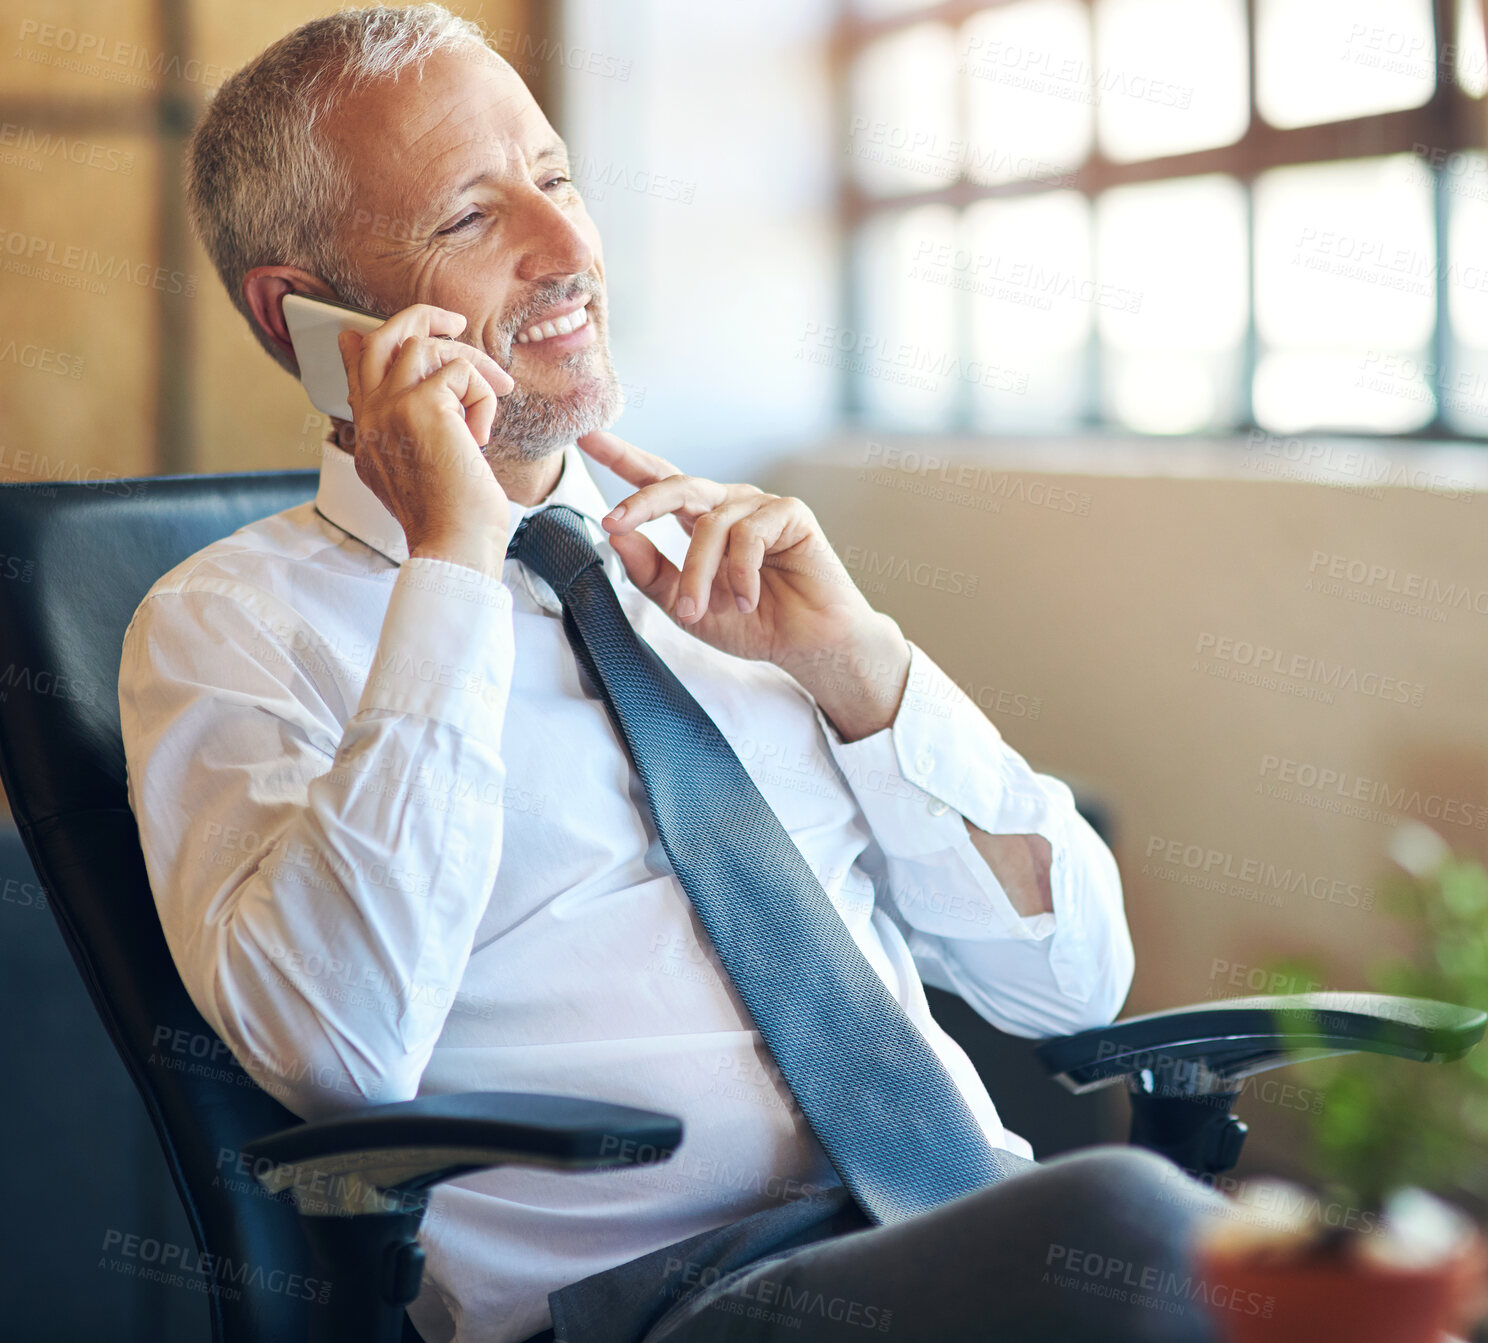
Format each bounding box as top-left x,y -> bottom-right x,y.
0,471 -> 322,1343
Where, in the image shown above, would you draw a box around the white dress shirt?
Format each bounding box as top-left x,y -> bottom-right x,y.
119,440 -> 1134,1343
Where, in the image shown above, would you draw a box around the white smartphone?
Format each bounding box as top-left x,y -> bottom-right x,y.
282,292 -> 386,421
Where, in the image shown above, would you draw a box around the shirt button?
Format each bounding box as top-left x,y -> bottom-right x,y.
914,749 -> 936,776
928,799 -> 950,817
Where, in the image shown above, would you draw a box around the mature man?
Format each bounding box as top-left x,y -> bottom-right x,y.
120,6 -> 1221,1342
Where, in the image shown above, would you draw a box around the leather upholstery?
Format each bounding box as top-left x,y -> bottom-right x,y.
0,471 -> 343,1343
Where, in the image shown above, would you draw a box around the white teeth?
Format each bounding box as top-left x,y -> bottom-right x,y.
518,302 -> 589,346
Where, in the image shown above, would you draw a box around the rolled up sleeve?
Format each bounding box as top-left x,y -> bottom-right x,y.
815,642 -> 1134,1037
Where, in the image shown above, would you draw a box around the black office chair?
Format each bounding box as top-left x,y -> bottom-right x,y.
0,472 -> 1481,1343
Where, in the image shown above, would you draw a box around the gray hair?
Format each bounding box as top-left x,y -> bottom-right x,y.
185,4 -> 496,373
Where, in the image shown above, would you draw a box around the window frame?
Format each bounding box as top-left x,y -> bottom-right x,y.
833,0 -> 1487,440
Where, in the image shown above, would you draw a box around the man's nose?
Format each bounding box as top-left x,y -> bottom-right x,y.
514,192 -> 594,283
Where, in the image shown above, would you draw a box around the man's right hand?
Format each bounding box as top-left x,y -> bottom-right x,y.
337,304 -> 515,576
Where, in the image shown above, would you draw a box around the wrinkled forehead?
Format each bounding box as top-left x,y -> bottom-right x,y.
323,45 -> 560,235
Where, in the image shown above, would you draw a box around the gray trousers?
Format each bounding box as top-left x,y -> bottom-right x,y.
531,1146 -> 1232,1343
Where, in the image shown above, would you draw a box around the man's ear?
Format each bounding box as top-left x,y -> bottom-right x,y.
243,267 -> 338,368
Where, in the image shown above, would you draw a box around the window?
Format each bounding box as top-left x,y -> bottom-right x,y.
840,0 -> 1488,437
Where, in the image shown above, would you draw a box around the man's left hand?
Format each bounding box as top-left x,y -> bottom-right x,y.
579,430 -> 910,741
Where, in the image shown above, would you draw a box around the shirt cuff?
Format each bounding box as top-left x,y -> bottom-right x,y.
816,642 -> 1065,938
357,557 -> 515,750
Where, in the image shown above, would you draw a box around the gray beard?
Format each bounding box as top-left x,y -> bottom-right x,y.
328,270 -> 623,463
484,339 -> 624,464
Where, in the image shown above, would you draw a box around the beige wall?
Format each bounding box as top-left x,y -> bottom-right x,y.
771,437 -> 1488,1163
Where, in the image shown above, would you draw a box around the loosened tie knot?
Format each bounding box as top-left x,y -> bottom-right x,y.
506,505 -> 604,601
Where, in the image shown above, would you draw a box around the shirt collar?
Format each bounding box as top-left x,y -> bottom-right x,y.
314,437 -> 612,566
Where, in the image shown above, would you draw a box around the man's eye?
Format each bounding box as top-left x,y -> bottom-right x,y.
438,211 -> 481,236
542,176 -> 572,191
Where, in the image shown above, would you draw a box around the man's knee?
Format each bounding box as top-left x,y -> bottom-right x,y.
1024,1148 -> 1224,1341
1038,1145 -> 1226,1223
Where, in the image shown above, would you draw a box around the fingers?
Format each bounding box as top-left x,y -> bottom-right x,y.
454,341 -> 514,397
676,495 -> 766,620
382,334 -> 508,402
579,429 -> 681,489
419,357 -> 501,448
604,474 -> 747,536
352,319 -> 511,450
728,498 -> 813,613
358,303 -> 467,395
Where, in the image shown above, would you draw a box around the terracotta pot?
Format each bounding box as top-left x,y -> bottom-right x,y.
1197,1234 -> 1488,1343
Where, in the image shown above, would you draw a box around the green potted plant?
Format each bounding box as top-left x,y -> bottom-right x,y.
1197,824 -> 1488,1343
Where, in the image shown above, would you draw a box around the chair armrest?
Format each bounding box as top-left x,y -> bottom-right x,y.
242,1091 -> 683,1343
1035,994 -> 1486,1179
244,1090 -> 683,1214
1035,992 -> 1487,1095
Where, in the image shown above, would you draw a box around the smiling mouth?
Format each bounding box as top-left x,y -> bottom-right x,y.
514,297 -> 592,345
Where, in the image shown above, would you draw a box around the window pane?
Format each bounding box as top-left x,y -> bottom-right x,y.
849,24 -> 959,197
852,206 -> 959,429
1096,175 -> 1248,432
1447,151 -> 1488,431
1254,352 -> 1434,432
1455,0 -> 1488,98
1093,0 -> 1249,163
963,192 -> 1094,429
1256,0 -> 1435,130
1253,155 -> 1436,432
960,0 -> 1093,187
